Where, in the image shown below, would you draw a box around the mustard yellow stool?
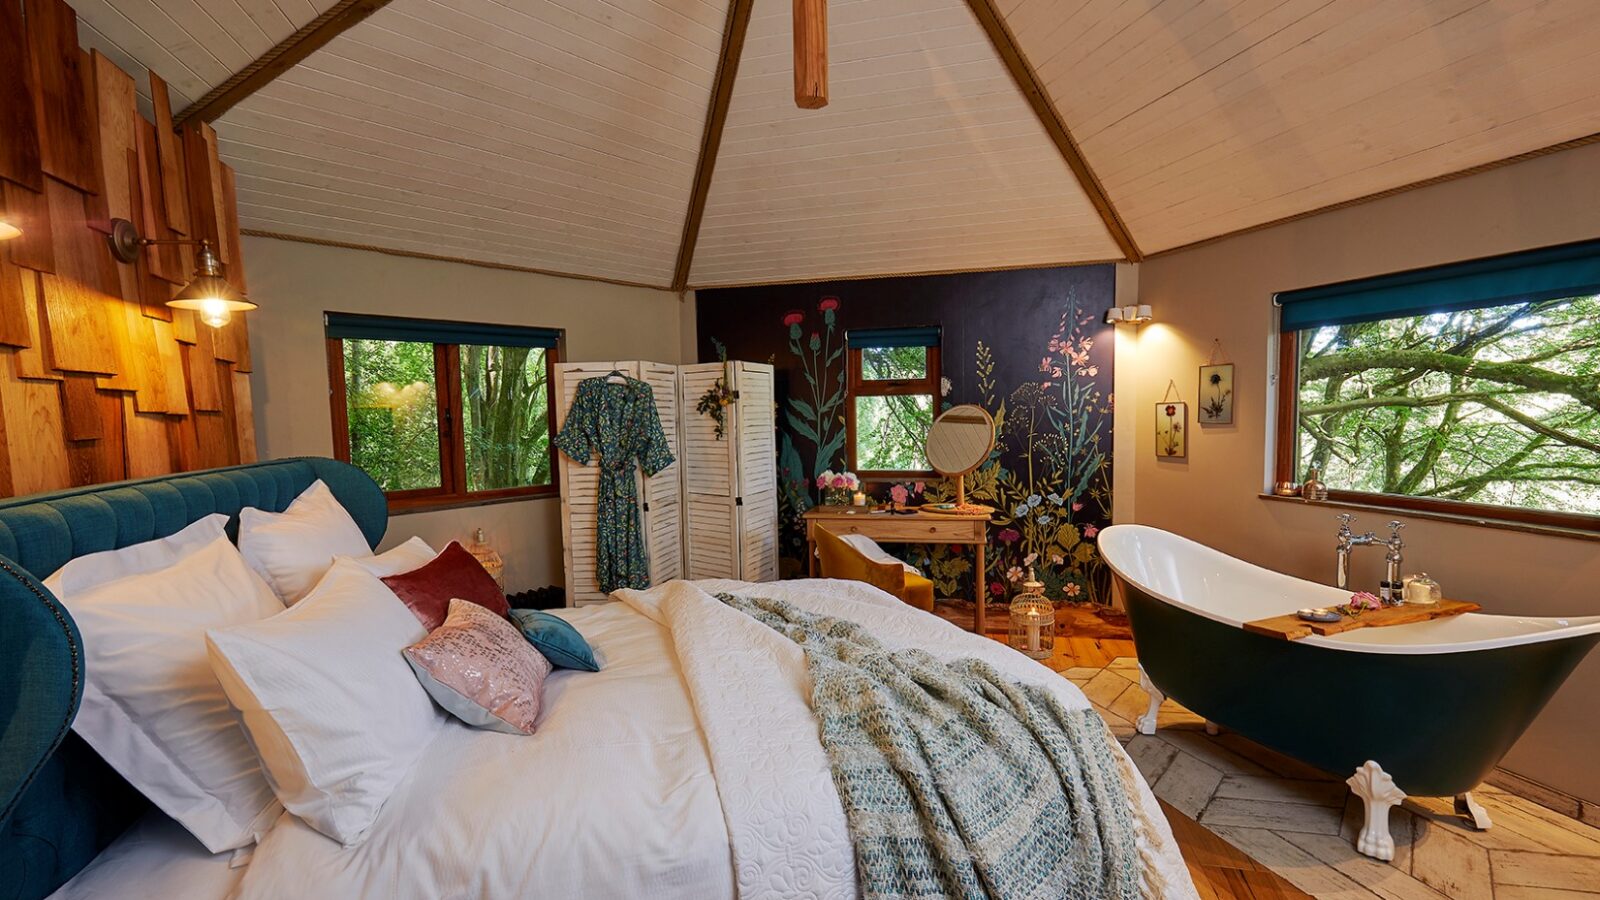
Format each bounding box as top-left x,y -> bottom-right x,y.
813,526 -> 935,613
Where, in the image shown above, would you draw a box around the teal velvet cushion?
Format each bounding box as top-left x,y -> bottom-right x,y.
509,609 -> 600,672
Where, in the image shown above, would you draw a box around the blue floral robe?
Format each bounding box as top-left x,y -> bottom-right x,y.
554,376 -> 675,592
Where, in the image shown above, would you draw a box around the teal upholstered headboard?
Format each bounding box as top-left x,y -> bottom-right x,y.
0,458 -> 385,900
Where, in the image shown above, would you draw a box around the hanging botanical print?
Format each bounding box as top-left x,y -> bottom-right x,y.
1198,363 -> 1234,424
1156,402 -> 1187,458
696,265 -> 1117,606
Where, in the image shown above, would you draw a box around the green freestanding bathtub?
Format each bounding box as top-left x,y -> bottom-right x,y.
1097,524 -> 1600,861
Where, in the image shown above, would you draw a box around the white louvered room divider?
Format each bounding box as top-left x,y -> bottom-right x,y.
554,360 -> 775,606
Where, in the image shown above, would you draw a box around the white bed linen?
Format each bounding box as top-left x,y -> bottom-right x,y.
617,578 -> 1197,900
46,809 -> 244,900
229,601 -> 735,900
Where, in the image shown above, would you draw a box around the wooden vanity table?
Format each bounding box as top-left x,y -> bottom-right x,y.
803,505 -> 991,633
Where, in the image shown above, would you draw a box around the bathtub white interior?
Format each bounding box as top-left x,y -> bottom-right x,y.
1099,524 -> 1600,655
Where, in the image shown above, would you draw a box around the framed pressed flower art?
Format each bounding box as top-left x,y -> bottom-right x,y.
1156,402 -> 1187,458
1198,363 -> 1234,425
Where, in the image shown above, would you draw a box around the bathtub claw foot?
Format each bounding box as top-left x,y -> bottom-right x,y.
1136,665 -> 1164,736
1347,760 -> 1406,861
1455,792 -> 1493,830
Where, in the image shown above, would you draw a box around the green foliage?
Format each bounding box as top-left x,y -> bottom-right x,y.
345,340 -> 552,494
1297,296 -> 1600,514
461,345 -> 551,491
344,339 -> 442,491
855,394 -> 933,470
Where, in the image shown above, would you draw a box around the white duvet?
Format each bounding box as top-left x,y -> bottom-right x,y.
230,578 -> 1196,900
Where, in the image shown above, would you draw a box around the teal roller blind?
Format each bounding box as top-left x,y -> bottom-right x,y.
1277,238 -> 1600,332
846,326 -> 941,348
325,312 -> 561,349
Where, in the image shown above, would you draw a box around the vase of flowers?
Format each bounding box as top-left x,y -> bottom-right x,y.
816,470 -> 860,506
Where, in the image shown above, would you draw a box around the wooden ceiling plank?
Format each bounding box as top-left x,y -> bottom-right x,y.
173,0 -> 395,127
671,0 -> 756,294
962,0 -> 1140,262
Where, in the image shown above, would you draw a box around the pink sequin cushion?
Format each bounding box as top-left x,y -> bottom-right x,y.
402,599 -> 552,735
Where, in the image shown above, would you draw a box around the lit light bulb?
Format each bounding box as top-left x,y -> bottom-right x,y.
0,217 -> 20,241
199,298 -> 232,328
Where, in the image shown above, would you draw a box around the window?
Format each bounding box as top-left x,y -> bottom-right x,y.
1275,239 -> 1600,530
326,313 -> 562,511
846,328 -> 941,476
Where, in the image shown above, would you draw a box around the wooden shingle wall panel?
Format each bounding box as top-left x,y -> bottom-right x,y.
182,123 -> 229,265
2,180 -> 56,273
0,20 -> 256,499
233,371 -> 256,464
148,71 -> 191,237
188,327 -> 222,411
0,0 -> 44,191
10,270 -> 60,381
39,178 -> 118,374
26,0 -> 98,192
0,360 -> 71,495
0,243 -> 31,348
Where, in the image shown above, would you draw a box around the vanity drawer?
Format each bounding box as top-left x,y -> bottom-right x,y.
811,517 -> 983,543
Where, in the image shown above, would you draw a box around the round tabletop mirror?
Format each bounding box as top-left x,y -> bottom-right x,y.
924,404 -> 995,511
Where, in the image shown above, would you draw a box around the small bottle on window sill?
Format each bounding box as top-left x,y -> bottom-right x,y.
1301,468 -> 1329,502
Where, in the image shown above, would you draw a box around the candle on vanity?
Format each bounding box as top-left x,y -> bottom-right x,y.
852,491 -> 866,506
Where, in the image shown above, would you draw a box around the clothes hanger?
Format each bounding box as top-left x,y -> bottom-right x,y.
605,369 -> 626,384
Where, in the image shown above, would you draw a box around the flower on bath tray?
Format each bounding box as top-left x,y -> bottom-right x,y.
1344,591 -> 1383,616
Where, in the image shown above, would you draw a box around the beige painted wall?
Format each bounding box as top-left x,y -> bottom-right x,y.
243,236 -> 691,594
1128,142 -> 1600,804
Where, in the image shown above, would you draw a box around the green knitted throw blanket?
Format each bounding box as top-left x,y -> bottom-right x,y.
718,593 -> 1149,900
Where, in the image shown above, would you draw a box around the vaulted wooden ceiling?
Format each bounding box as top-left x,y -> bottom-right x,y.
71,0 -> 1600,290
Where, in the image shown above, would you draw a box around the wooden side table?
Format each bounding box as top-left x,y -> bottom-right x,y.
802,506 -> 991,633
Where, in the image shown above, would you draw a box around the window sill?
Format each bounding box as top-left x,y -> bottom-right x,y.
1257,492 -> 1600,544
388,489 -> 558,516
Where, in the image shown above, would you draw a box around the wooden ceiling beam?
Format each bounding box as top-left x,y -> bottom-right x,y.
671,0 -> 755,294
963,0 -> 1142,263
173,0 -> 392,127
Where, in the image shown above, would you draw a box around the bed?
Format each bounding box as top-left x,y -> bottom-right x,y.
0,459 -> 1195,900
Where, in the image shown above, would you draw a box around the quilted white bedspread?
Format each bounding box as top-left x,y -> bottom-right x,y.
231,578 -> 1195,900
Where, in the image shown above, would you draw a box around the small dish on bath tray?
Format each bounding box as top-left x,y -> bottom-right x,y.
1297,607 -> 1343,623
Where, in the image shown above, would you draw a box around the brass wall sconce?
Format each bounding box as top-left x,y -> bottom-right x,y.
106,217 -> 257,328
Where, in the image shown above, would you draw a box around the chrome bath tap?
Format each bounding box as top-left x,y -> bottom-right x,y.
1382,521 -> 1406,605
1335,513 -> 1377,591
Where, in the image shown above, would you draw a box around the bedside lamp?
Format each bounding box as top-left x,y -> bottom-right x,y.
0,215 -> 20,241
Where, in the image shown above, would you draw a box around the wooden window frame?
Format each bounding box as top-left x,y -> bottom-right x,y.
1273,332 -> 1600,534
328,337 -> 561,514
846,343 -> 941,481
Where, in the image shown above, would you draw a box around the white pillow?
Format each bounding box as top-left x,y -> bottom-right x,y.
839,533 -> 922,575
346,536 -> 435,578
206,558 -> 445,847
50,534 -> 285,853
45,513 -> 229,596
238,480 -> 372,604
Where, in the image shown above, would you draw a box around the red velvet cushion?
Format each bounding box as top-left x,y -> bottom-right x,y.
381,541 -> 509,630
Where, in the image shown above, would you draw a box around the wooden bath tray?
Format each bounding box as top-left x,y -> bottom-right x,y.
1243,599 -> 1481,641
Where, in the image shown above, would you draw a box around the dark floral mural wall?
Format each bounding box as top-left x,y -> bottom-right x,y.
696,265 -> 1118,604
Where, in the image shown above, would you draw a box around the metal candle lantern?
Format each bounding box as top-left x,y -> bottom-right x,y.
1008,570 -> 1054,660
466,528 -> 506,590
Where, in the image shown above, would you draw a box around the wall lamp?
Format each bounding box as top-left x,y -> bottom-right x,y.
106,217 -> 256,328
0,215 -> 20,241
1105,304 -> 1153,326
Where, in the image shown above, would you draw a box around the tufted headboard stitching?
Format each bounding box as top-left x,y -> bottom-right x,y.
0,458 -> 386,900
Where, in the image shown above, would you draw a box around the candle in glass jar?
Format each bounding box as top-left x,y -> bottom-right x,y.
852,491 -> 866,506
